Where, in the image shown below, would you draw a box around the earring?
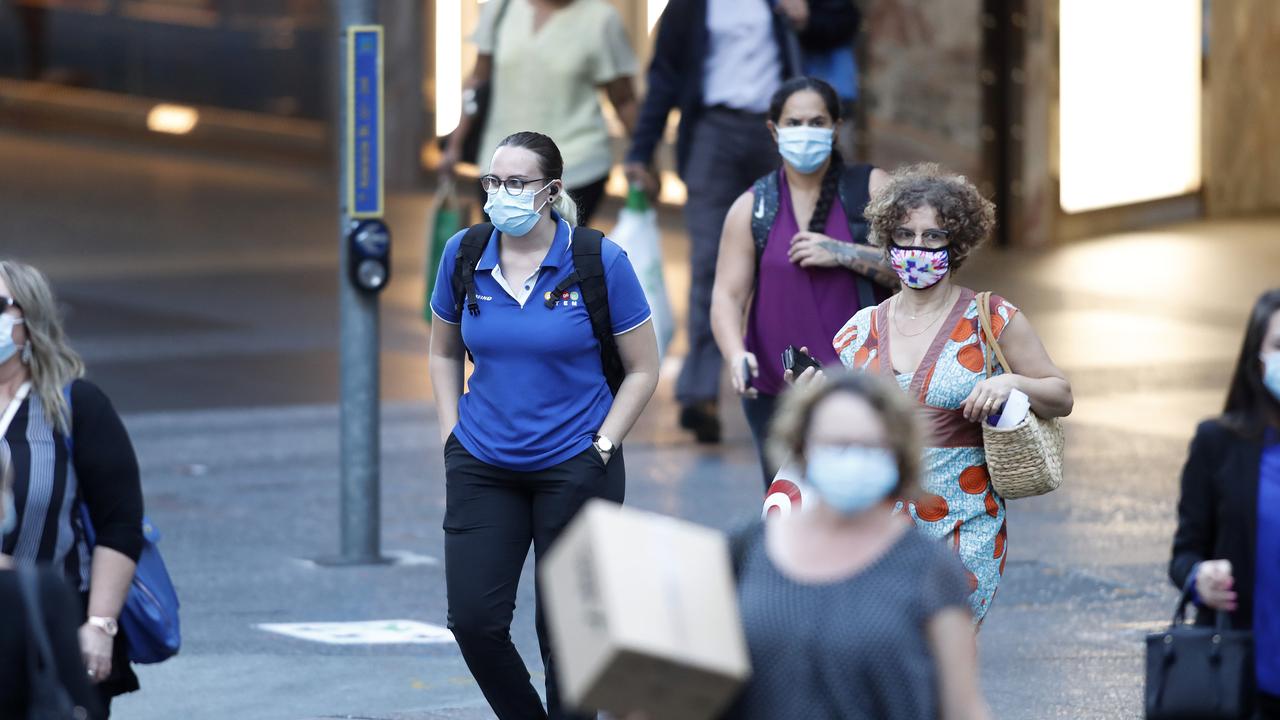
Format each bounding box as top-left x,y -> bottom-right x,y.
20,344 -> 31,364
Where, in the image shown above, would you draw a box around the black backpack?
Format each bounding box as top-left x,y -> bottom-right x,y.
451,223 -> 626,395
749,163 -> 880,309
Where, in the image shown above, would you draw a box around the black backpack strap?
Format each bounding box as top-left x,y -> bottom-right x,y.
452,223 -> 494,318
838,164 -> 883,308
545,271 -> 582,308
749,171 -> 781,271
568,227 -> 626,395
838,163 -> 875,245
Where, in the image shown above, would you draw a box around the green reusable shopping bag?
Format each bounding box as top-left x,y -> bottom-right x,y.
424,180 -> 466,323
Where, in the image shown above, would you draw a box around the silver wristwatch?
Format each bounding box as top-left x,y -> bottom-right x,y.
593,434 -> 615,455
88,616 -> 119,637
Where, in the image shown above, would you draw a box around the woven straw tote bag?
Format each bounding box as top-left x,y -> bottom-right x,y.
976,291 -> 1065,499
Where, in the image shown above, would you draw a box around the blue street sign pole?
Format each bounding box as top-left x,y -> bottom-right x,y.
331,0 -> 386,565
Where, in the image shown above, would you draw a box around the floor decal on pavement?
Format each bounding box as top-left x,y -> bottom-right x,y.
258,620 -> 455,645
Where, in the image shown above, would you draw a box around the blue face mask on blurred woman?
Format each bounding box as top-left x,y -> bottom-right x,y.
1263,352 -> 1280,401
0,314 -> 25,364
777,126 -> 834,174
485,181 -> 556,237
805,445 -> 899,515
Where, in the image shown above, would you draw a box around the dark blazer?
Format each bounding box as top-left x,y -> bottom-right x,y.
1169,418 -> 1263,629
626,0 -> 860,177
0,568 -> 105,719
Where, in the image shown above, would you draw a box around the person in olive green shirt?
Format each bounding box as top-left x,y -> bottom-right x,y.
441,0 -> 639,227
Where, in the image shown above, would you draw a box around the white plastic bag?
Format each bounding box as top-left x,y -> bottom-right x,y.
610,190 -> 674,358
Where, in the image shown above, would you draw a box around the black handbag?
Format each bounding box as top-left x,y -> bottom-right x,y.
15,568 -> 81,720
460,0 -> 511,164
1145,580 -> 1254,719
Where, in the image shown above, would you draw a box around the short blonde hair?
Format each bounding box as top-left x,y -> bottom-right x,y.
767,372 -> 923,500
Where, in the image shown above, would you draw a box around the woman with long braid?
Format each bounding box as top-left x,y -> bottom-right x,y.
711,77 -> 897,486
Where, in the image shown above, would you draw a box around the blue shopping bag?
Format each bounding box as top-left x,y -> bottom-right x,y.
66,386 -> 181,664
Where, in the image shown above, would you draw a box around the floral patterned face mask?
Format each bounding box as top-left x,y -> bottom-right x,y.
888,244 -> 951,289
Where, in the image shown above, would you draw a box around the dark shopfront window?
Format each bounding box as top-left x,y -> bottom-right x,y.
0,0 -> 329,120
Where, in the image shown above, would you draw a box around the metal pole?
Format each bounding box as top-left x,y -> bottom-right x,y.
335,0 -> 382,564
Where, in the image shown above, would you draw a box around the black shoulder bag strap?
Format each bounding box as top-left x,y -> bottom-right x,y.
750,170 -> 781,272
837,163 -> 874,245
16,568 -> 79,716
452,223 -> 494,318
552,228 -> 625,395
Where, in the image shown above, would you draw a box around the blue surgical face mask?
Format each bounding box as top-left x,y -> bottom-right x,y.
1263,351 -> 1280,401
1,490 -> 15,536
484,181 -> 555,237
0,314 -> 24,365
777,126 -> 834,175
805,445 -> 899,515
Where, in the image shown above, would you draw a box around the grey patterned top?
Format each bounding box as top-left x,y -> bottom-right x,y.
724,525 -> 971,720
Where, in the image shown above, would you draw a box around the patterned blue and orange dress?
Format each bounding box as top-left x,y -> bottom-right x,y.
833,288 -> 1017,621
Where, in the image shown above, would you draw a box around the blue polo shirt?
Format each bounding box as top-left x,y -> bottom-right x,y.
431,214 -> 651,472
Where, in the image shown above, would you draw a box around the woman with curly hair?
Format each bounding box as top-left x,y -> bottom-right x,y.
827,163 -> 1073,622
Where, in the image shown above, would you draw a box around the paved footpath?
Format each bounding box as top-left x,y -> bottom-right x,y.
3,129 -> 1279,719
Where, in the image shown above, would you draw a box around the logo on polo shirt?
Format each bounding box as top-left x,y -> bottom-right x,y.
477,294 -> 494,301
546,290 -> 579,308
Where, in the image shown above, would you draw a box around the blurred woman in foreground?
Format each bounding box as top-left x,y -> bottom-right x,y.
725,372 -> 990,720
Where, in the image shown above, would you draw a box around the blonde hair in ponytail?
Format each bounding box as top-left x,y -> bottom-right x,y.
553,188 -> 579,228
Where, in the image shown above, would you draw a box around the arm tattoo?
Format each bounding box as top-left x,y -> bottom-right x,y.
819,240 -> 899,288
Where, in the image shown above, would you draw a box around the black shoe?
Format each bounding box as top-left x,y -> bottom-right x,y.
679,403 -> 721,444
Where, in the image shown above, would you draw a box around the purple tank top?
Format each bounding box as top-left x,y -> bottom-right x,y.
744,171 -> 887,395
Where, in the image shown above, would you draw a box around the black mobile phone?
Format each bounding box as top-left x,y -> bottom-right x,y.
742,357 -> 753,389
782,345 -> 822,375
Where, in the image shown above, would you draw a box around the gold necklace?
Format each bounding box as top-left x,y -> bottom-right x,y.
892,289 -> 955,338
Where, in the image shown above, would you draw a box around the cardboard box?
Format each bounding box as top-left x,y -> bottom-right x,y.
539,499 -> 751,720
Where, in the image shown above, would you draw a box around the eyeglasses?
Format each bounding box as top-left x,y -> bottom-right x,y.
0,296 -> 20,313
480,175 -> 552,196
890,227 -> 950,246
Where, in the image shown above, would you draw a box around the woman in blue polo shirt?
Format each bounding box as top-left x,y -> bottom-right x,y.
428,131 -> 659,720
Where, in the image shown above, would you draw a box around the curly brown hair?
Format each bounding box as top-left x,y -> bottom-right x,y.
864,163 -> 996,272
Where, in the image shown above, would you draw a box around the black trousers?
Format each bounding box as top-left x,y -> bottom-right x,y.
443,435 -> 625,720
1259,691 -> 1280,720
676,109 -> 779,405
741,393 -> 780,489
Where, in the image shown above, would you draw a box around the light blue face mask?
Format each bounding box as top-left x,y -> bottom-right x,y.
805,445 -> 899,515
0,314 -> 24,365
1,490 -> 15,536
777,126 -> 835,175
484,181 -> 555,237
1263,352 -> 1280,401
